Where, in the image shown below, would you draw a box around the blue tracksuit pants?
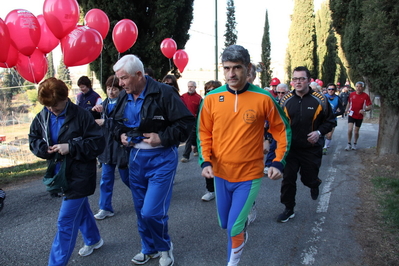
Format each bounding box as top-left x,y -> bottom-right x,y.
129,146 -> 177,254
214,176 -> 261,264
98,163 -> 130,212
48,197 -> 101,266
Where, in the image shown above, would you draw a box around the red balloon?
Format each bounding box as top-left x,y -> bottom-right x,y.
160,38 -> 177,59
43,0 -> 79,39
173,50 -> 189,73
0,45 -> 19,68
5,9 -> 41,57
15,49 -> 48,83
0,18 -> 11,63
84,9 -> 110,40
316,79 -> 324,87
37,15 -> 59,54
112,19 -> 138,53
61,26 -> 103,67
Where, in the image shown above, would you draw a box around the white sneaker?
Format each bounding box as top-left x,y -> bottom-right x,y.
78,238 -> 103,257
247,203 -> 257,225
352,144 -> 357,150
159,243 -> 174,266
131,251 -> 160,265
345,144 -> 351,151
263,167 -> 269,175
94,209 -> 114,220
201,191 -> 215,202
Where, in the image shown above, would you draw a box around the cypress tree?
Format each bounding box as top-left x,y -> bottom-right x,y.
260,10 -> 272,88
45,52 -> 55,79
287,0 -> 317,78
57,58 -> 72,86
330,0 -> 399,155
224,0 -> 238,47
315,2 -> 338,84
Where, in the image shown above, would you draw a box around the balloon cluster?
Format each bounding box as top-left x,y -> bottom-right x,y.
1,0 -> 190,83
0,0 -> 138,83
160,38 -> 189,73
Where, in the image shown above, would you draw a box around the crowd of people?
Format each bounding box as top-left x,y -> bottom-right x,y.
26,44 -> 372,266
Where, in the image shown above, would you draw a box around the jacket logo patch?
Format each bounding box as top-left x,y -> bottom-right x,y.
152,116 -> 165,120
308,107 -> 314,110
219,96 -> 224,102
243,110 -> 257,124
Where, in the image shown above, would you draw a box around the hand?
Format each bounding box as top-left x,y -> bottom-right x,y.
359,109 -> 365,115
48,143 -> 69,155
92,104 -> 103,113
121,133 -> 130,146
268,167 -> 282,180
95,119 -> 104,126
307,131 -> 320,144
142,133 -> 161,147
202,166 -> 214,179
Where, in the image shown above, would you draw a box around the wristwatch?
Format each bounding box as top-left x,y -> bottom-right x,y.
317,130 -> 322,137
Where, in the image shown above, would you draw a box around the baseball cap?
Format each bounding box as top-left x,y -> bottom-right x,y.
270,77 -> 280,86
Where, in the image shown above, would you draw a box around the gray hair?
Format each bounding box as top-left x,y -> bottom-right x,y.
355,81 -> 364,87
309,82 -> 320,91
221,45 -> 250,65
188,81 -> 197,87
113,54 -> 144,76
276,83 -> 289,91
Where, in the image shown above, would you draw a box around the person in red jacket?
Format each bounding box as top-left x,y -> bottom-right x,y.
180,81 -> 202,162
344,81 -> 372,150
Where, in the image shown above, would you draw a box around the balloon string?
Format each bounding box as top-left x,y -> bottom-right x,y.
100,52 -> 103,87
9,67 -> 23,87
169,58 -> 172,72
28,57 -> 37,84
117,53 -> 121,61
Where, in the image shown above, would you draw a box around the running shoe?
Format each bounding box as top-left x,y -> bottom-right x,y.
131,252 -> 160,265
345,144 -> 351,151
277,209 -> 295,223
78,238 -> 104,257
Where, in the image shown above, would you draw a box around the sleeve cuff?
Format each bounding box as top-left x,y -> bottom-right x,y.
270,161 -> 284,173
201,161 -> 212,169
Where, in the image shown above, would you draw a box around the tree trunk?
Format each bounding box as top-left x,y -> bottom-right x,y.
377,97 -> 399,155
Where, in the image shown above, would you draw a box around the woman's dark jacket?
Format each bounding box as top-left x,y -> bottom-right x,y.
114,77 -> 195,147
97,96 -> 128,168
29,100 -> 105,199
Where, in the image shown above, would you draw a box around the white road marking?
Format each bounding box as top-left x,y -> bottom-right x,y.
301,149 -> 339,265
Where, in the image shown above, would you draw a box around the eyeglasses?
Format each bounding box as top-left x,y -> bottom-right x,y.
291,77 -> 307,82
327,88 -> 335,91
276,91 -> 286,94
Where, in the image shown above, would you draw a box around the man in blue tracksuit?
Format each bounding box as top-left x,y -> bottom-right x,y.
113,55 -> 195,266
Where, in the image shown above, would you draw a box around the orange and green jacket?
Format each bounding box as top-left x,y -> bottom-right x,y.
197,83 -> 291,182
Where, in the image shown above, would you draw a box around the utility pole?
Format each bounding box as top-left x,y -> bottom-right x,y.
215,0 -> 218,80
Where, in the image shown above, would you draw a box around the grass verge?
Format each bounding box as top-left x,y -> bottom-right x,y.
372,174 -> 399,230
0,160 -> 47,187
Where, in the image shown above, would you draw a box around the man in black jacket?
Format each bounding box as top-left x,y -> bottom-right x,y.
113,54 -> 195,266
278,66 -> 336,223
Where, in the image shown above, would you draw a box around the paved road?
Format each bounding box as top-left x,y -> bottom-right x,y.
0,119 -> 378,266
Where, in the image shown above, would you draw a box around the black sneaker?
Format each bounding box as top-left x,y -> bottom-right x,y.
277,208 -> 295,223
311,187 -> 319,200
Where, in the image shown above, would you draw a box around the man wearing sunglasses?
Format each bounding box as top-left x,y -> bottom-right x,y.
322,84 -> 344,155
278,66 -> 336,223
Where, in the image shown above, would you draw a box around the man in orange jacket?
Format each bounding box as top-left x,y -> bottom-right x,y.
197,45 -> 291,266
